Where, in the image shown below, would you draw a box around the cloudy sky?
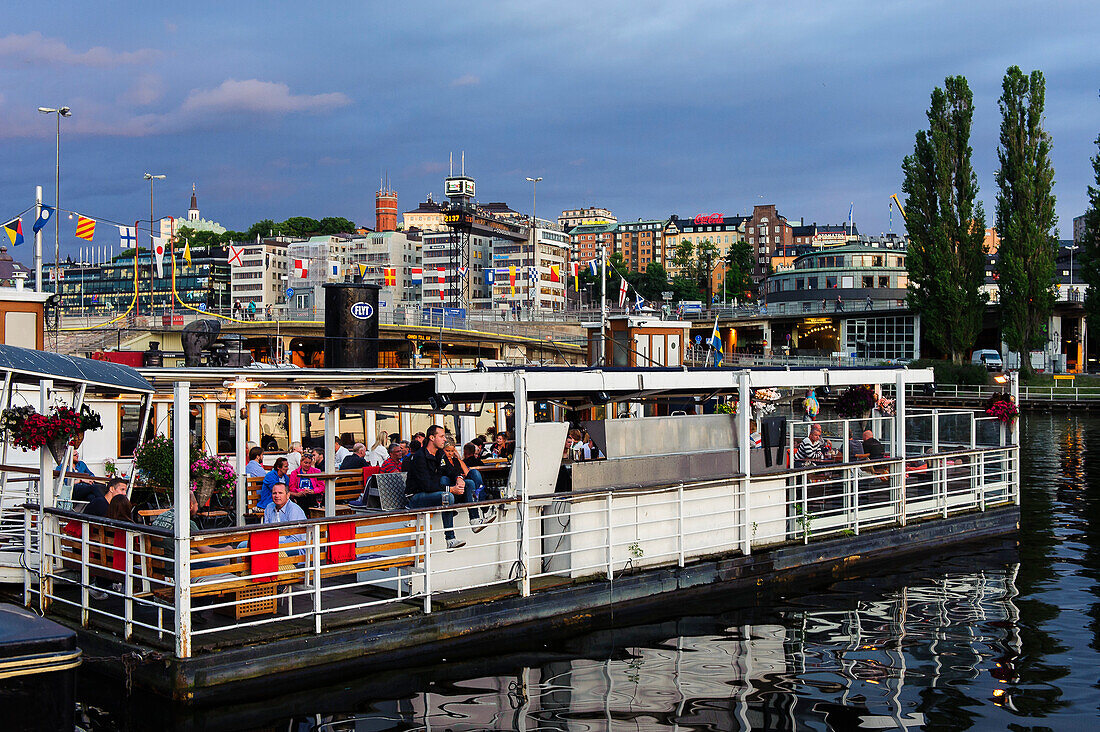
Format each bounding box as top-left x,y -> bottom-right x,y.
1,1 -> 1098,262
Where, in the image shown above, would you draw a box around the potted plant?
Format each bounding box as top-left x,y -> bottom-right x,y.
190,453 -> 237,508
985,393 -> 1019,426
835,385 -> 878,420
0,403 -> 103,463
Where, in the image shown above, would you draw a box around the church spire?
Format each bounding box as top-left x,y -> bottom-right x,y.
188,183 -> 199,221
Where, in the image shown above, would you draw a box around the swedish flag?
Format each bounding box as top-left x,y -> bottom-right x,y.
709,318 -> 723,367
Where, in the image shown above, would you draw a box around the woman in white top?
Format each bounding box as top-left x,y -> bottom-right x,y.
369,431 -> 389,466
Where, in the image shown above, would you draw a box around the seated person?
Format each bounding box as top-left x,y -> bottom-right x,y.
244,446 -> 266,478
794,424 -> 834,467
445,441 -> 497,532
258,457 -> 289,510
106,494 -> 135,523
861,430 -> 885,460
262,483 -> 308,556
405,425 -> 465,550
285,441 -> 304,473
288,452 -> 323,510
339,443 -> 370,471
151,491 -> 225,567
310,447 -> 325,471
334,440 -> 351,468
487,432 -> 513,460
349,442 -> 406,508
84,478 -> 129,518
847,430 -> 865,460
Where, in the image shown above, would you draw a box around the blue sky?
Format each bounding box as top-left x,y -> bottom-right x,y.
1,1 -> 1098,262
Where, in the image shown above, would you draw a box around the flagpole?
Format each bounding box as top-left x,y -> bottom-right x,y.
599,242 -> 607,366
34,186 -> 43,292
133,221 -> 140,319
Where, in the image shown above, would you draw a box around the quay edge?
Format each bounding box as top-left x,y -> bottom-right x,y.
67,505 -> 1019,703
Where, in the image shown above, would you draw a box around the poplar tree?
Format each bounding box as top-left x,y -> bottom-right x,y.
901,76 -> 988,363
995,66 -> 1057,376
1080,135 -> 1100,324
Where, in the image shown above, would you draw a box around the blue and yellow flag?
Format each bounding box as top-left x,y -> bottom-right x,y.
709,317 -> 723,367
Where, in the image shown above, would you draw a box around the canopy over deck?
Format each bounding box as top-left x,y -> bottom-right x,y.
330,365 -> 935,409
0,344 -> 152,393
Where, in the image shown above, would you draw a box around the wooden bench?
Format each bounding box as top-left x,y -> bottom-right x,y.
305,469 -> 367,519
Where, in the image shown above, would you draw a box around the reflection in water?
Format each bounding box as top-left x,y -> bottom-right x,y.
87,415 -> 1100,731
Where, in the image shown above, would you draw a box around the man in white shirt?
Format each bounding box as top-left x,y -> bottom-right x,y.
334,440 -> 351,468
285,441 -> 303,473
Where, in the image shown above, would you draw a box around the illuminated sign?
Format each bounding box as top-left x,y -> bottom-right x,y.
693,213 -> 724,225
444,177 -> 475,198
350,302 -> 375,320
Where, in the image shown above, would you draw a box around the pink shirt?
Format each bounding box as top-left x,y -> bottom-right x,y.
289,465 -> 322,493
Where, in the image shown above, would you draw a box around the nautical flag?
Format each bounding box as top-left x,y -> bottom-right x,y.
618,278 -> 627,308
384,267 -> 396,286
329,260 -> 340,277
549,265 -> 560,283
485,267 -> 496,286
151,235 -> 168,278
634,293 -> 645,311
458,265 -> 468,279
411,267 -> 423,284
358,263 -> 370,277
528,266 -> 539,285
3,218 -> 23,247
75,216 -> 96,241
437,267 -> 445,285
183,240 -> 192,267
588,260 -> 598,276
294,258 -> 309,278
509,265 -> 516,295
227,245 -> 245,267
118,225 -> 136,249
32,206 -> 52,234
571,261 -> 579,291
709,317 -> 723,367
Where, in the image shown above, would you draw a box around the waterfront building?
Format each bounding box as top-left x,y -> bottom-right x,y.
0,246 -> 33,288
229,239 -> 289,311
1074,214 -> 1087,245
286,235 -> 352,317
612,219 -> 665,272
763,240 -> 914,359
790,223 -> 856,249
49,246 -> 231,316
746,204 -> 795,284
402,194 -> 448,232
664,213 -> 751,296
490,225 -> 568,313
346,230 -> 423,309
421,229 -> 492,309
558,206 -> 617,231
569,222 -> 616,269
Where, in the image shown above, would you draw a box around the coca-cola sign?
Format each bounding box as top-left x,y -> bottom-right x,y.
693,213 -> 724,225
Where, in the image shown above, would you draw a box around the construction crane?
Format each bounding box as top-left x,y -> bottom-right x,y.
890,194 -> 907,225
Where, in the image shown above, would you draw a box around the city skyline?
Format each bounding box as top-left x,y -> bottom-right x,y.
1,2 -> 1098,262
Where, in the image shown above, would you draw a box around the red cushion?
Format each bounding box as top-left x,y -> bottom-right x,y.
249,529 -> 280,582
111,529 -> 127,571
327,522 -> 355,564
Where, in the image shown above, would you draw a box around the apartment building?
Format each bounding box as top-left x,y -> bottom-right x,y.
230,239 -> 289,309
558,206 -> 616,231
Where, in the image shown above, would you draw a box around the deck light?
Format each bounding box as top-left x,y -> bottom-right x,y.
222,379 -> 265,390
993,374 -> 1008,384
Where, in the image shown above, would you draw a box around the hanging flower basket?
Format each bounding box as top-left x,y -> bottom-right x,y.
190,453 -> 237,507
985,393 -> 1019,425
835,385 -> 878,420
0,404 -> 103,456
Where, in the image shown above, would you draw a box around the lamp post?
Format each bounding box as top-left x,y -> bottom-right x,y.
38,106 -> 70,293
144,174 -> 166,313
526,176 -> 541,317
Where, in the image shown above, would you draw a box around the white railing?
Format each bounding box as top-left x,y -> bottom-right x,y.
27,442 -> 1018,658
907,384 -> 1100,403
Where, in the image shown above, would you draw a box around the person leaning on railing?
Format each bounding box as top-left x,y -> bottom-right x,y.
85,478 -> 129,518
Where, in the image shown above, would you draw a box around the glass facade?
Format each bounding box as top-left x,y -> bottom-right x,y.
843,316 -> 917,360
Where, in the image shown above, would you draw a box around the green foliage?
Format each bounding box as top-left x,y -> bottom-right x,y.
724,241 -> 755,301
1081,135 -> 1100,325
902,75 -> 989,363
911,358 -> 991,385
133,435 -> 204,489
995,66 -> 1057,375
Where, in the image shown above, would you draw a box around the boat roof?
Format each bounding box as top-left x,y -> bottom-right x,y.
0,344 -> 153,393
331,365 -> 933,408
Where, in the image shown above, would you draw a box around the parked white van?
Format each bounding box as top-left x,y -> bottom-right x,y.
971,349 -> 1003,371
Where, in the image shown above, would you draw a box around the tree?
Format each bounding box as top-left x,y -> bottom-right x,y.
247,220 -> 277,241
1080,135 -> 1100,324
280,217 -> 322,238
901,75 -> 988,363
995,66 -> 1058,376
724,241 -> 754,301
318,217 -> 356,234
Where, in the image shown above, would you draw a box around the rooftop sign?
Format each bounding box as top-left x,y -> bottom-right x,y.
693,214 -> 724,225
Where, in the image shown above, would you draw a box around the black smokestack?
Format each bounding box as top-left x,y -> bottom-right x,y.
323,282 -> 380,368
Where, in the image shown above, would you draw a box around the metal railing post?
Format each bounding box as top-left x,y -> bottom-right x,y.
677,483 -> 685,566
513,372 -> 531,597
312,524 -> 323,634
422,513 -> 432,614
80,521 -> 89,626
979,452 -> 986,511
172,381 -> 192,659
606,494 -> 614,580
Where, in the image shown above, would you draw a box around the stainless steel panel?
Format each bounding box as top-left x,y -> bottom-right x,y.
583,413 -> 739,459
570,450 -> 740,493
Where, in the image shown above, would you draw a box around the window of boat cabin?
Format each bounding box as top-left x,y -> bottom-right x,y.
301,405 -> 325,451
118,403 -> 142,457
338,407 -> 367,448
375,410 -> 398,442
256,403 -> 289,452
216,404 -> 236,454
165,403 -> 205,452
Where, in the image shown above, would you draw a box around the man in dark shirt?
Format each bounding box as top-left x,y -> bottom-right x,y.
85,478 -> 128,517
339,443 -> 370,471
861,430 -> 885,460
405,425 -> 465,549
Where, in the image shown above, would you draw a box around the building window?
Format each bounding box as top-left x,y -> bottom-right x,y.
119,403 -> 143,457
863,276 -> 874,288
826,276 -> 837,288
879,276 -> 889,288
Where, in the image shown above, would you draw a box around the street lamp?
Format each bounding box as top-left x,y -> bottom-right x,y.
38,106 -> 70,293
144,173 -> 166,311
525,176 -> 542,315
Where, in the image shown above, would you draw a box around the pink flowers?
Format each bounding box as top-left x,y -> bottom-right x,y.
985,395 -> 1019,425
0,404 -> 100,452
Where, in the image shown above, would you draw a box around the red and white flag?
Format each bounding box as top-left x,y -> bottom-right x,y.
437,267 -> 445,285
618,278 -> 628,308
227,245 -> 245,266
294,258 -> 309,278
152,235 -> 168,278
